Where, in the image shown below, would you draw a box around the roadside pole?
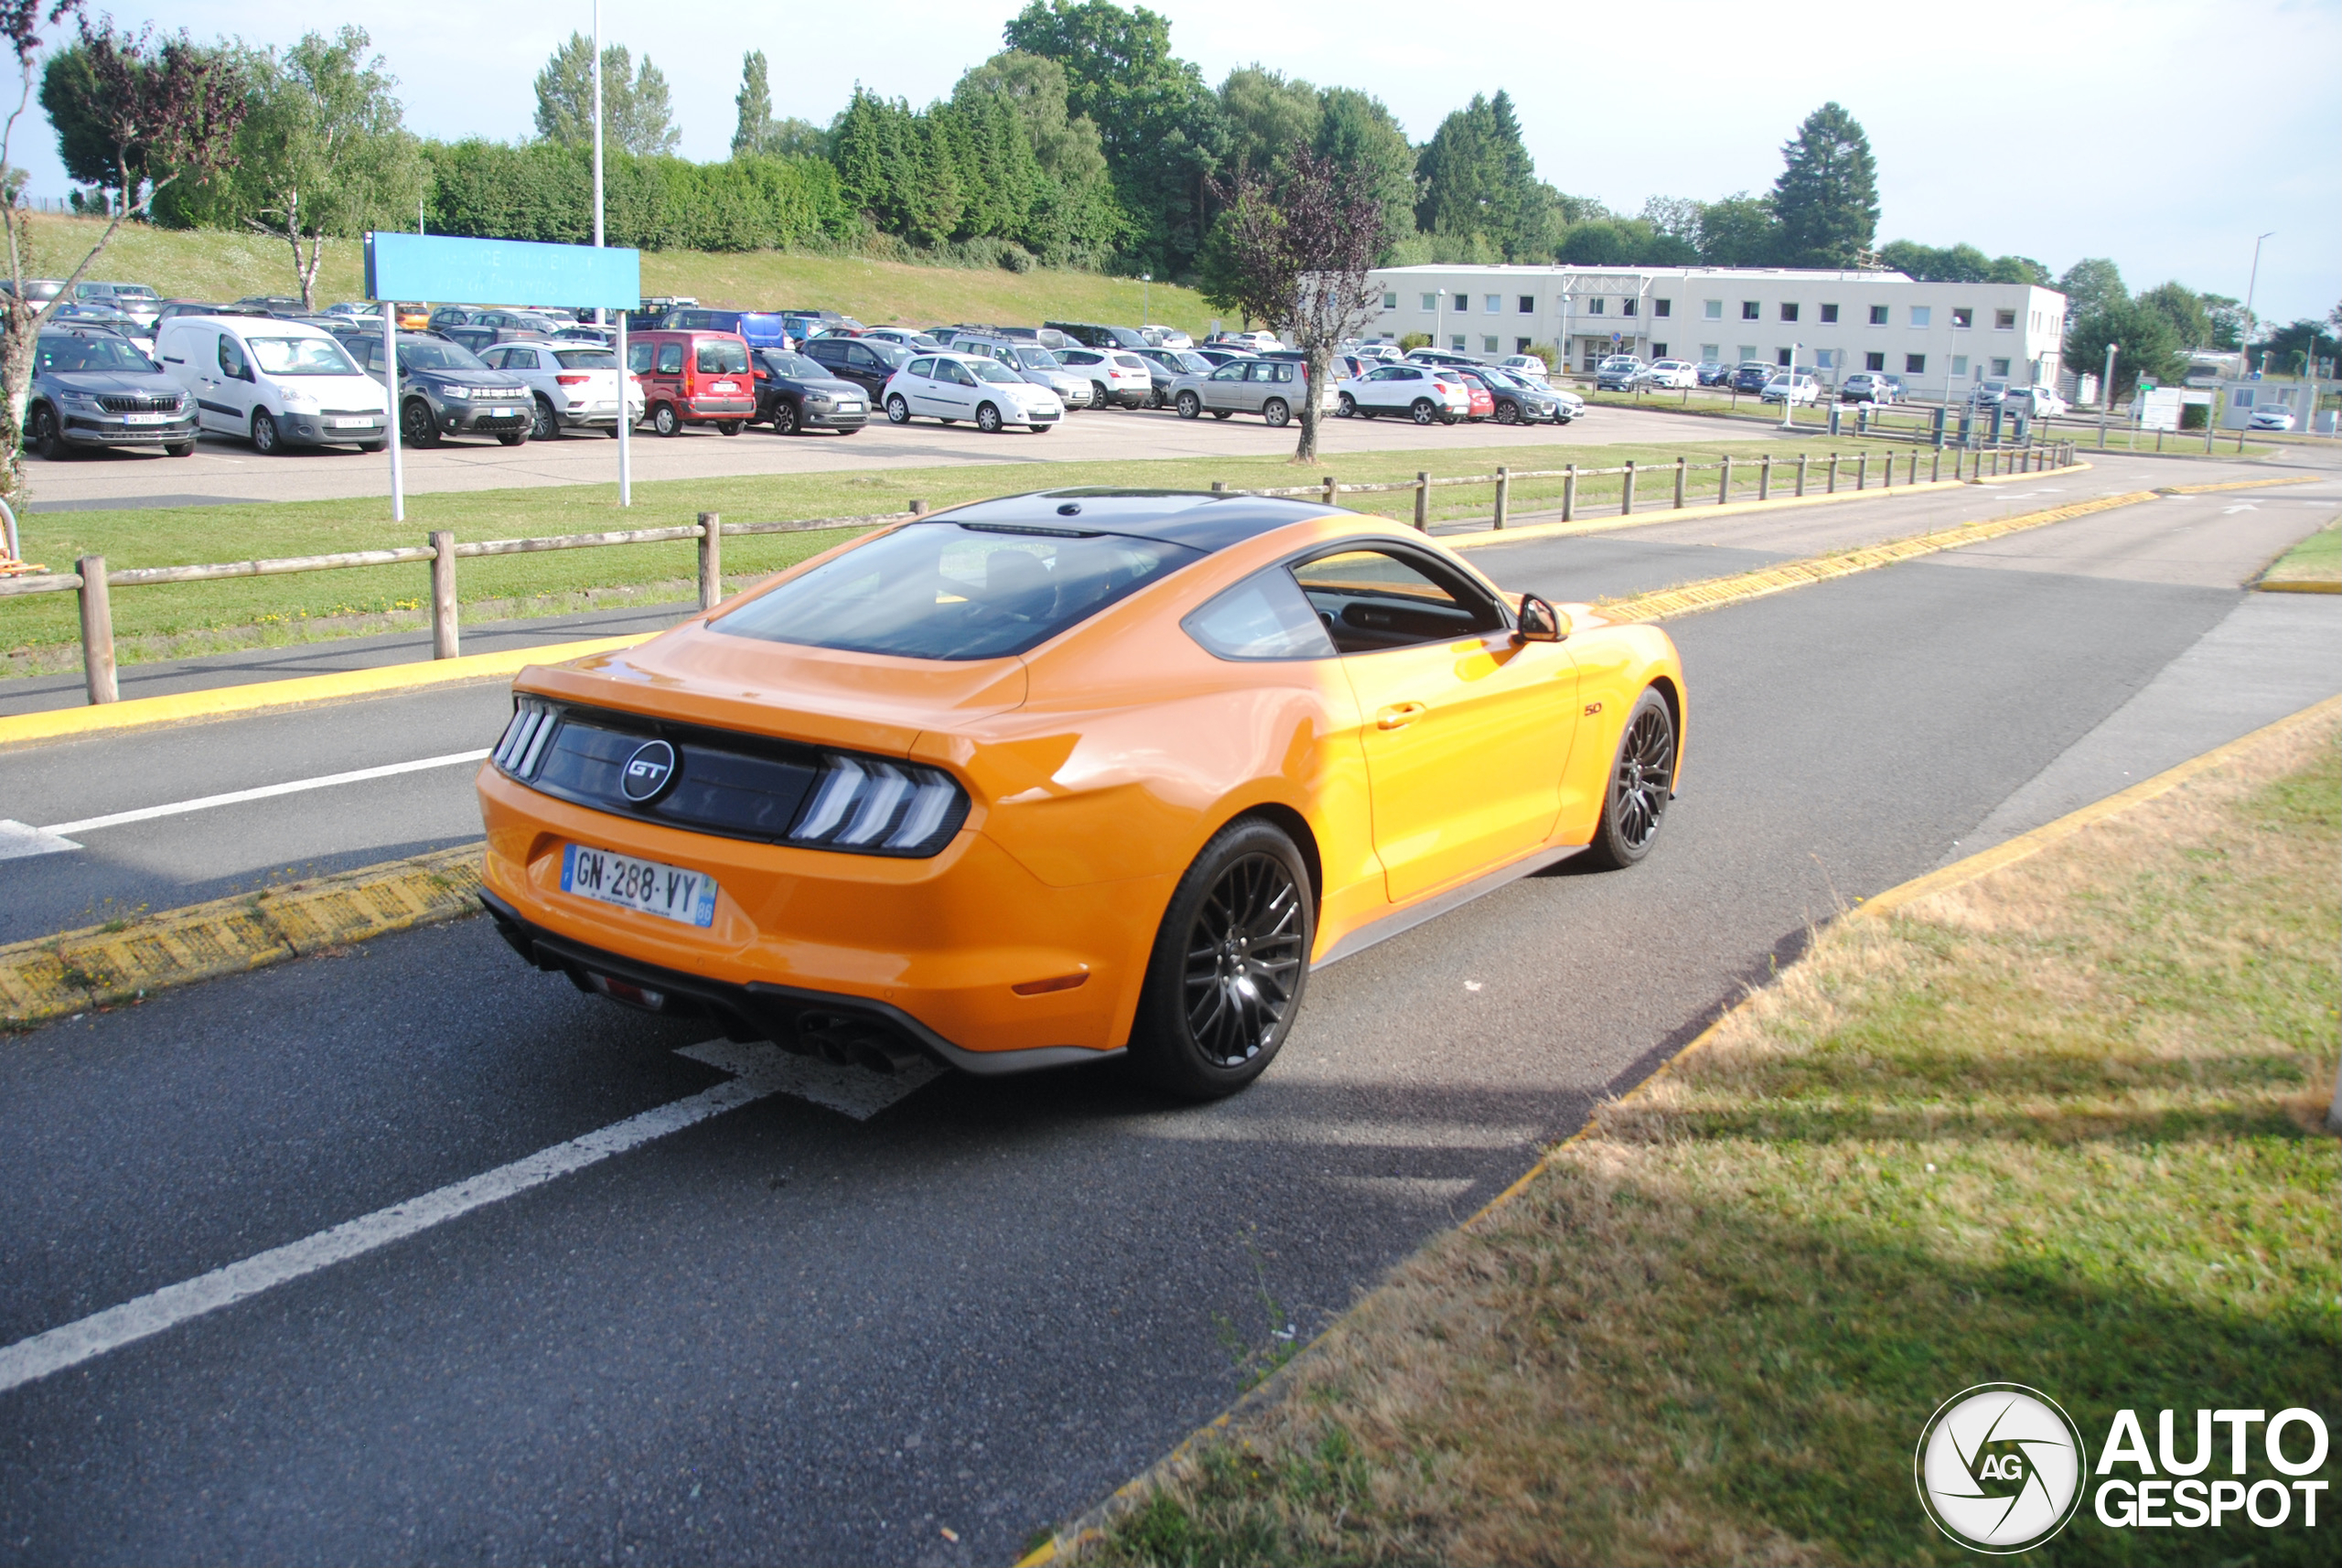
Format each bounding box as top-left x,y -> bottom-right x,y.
1781,341 -> 1799,430
617,314 -> 631,506
383,299 -> 403,522
2097,341 -> 2118,449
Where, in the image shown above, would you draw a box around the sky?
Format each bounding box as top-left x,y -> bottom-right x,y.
7,0 -> 2336,326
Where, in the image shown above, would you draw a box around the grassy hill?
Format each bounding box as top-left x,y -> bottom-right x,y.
16,215 -> 1219,335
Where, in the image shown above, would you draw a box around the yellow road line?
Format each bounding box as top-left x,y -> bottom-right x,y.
0,634 -> 653,750
0,843 -> 483,1028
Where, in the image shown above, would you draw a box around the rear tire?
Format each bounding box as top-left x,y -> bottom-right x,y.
1581,688 -> 1676,871
1127,817 -> 1314,1101
886,394 -> 910,424
1410,399 -> 1436,424
716,420 -> 744,436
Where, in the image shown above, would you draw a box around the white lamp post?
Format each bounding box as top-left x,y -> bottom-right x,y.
1141,273 -> 1151,328
1781,341 -> 1799,429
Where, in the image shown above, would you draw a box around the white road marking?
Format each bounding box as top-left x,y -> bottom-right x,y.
41,749 -> 492,836
0,820 -> 83,860
2220,504 -> 2259,514
0,1040 -> 933,1395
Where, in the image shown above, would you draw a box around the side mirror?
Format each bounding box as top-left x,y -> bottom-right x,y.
1514,593 -> 1570,643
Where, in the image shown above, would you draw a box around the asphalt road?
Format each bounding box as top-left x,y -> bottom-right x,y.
0,454 -> 2337,1564
22,400 -> 1789,512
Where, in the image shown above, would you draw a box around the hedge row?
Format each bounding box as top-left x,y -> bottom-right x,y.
418,142 -> 856,253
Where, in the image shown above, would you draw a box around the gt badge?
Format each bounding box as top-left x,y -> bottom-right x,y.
620,738 -> 678,802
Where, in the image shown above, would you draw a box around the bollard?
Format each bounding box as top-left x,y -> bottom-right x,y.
1758,454 -> 1772,501
697,512 -> 723,611
1322,474 -> 1337,506
429,531 -> 459,660
1856,452 -> 1869,490
1620,460 -> 1637,515
1827,453 -> 1840,492
1797,452 -> 1810,496
1931,449 -> 1941,482
1673,456 -> 1687,509
1718,456 -> 1733,504
75,553 -> 116,705
1562,465 -> 1577,521
1413,471 -> 1429,531
1882,447 -> 1893,488
1493,467 -> 1509,531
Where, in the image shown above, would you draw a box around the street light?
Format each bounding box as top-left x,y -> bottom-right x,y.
1141,273 -> 1151,329
2241,231 -> 2273,370
2097,340 -> 2119,448
1780,341 -> 1799,430
1434,288 -> 1445,352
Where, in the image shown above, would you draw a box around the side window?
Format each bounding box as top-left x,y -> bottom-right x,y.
1292,548 -> 1501,653
217,334 -> 247,379
655,343 -> 685,374
479,347 -> 510,368
1272,363 -> 1296,383
1209,363 -> 1246,381
846,344 -> 881,369
628,340 -> 655,373
907,357 -> 934,378
1182,567 -> 1337,660
943,361 -> 977,386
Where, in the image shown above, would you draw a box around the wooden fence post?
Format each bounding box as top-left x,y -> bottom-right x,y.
75,553 -> 115,705
1211,480 -> 1227,493
1758,454 -> 1772,501
1827,454 -> 1840,492
1930,449 -> 1941,482
909,499 -> 928,516
1620,461 -> 1637,515
1797,453 -> 1810,496
1493,467 -> 1509,531
697,512 -> 723,611
429,531 -> 459,660
1718,456 -> 1733,504
1322,475 -> 1337,506
1413,471 -> 1429,532
1563,465 -> 1577,521
1856,453 -> 1869,490
1673,456 -> 1687,509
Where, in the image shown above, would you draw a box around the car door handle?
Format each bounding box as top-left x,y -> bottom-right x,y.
1376,702 -> 1427,730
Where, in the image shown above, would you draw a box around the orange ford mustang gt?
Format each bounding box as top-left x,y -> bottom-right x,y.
476,488 -> 1685,1098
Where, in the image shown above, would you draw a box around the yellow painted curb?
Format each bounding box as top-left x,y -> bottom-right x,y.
0,842 -> 484,1027
2255,580 -> 2342,595
0,633 -> 655,750
2158,474 -> 2319,496
1017,689 -> 2342,1567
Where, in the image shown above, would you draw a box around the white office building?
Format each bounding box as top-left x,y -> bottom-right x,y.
1361,263 -> 2068,401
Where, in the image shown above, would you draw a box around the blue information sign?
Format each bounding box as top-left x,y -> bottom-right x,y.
363,232 -> 640,309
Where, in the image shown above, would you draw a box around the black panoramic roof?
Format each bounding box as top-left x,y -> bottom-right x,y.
929,489 -> 1343,553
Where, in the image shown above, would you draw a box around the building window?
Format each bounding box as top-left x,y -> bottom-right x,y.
1951,355 -> 1969,377
1587,297 -> 1605,316
1420,293 -> 1438,312
1383,292 -> 1398,310
1906,354 -> 1927,374
1869,305 -> 1888,325
1518,295 -> 1535,314
1780,302 -> 1799,322
1700,343 -> 1720,361
1990,357 -> 2011,377
1652,342 -> 1667,358
1777,348 -> 1793,367
1909,306 -> 1932,328
1738,345 -> 1757,363
1994,309 -> 2015,329
1482,335 -> 1499,353
1451,335 -> 1466,351
1815,349 -> 1835,369
1950,306 -> 1972,328
1742,300 -> 1761,320
1703,299 -> 1724,319
1653,298 -> 1671,317
1485,294 -> 1501,314
1516,337 -> 1531,353
1623,297 -> 1637,317
1865,351 -> 1885,371
1820,303 -> 1839,323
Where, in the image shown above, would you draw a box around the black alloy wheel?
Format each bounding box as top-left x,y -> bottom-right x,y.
975,401 -> 1004,434
1410,398 -> 1436,424
401,399 -> 440,447
1584,688 -> 1677,870
1091,381 -> 1111,409
530,397 -> 560,442
1495,400 -> 1520,424
1130,818 -> 1314,1099
771,399 -> 799,435
251,411 -> 282,454
27,404 -> 67,460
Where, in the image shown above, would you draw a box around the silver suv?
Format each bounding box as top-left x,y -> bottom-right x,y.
1169,357 -> 1334,428
949,333 -> 1093,408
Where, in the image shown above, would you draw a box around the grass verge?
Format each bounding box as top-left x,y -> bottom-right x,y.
1,435 -> 1906,675
2256,518 -> 2340,589
1069,714 -> 2342,1567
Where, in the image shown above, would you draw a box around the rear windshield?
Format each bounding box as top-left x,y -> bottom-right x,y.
714,521 -> 1201,661
553,349 -> 617,370
695,339 -> 750,374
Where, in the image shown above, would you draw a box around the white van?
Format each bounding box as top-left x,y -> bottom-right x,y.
152,317 -> 389,454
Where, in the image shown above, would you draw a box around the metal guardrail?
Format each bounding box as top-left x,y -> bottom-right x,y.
3,438 -> 2077,707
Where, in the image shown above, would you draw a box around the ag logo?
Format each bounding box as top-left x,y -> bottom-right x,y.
1916,1383 -> 2089,1553
619,738 -> 677,803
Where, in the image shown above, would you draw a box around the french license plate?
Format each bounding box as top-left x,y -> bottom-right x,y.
711,381 -> 738,393
485,406 -> 517,418
123,413 -> 170,424
560,843 -> 718,928
328,416 -> 376,429
837,401 -> 863,413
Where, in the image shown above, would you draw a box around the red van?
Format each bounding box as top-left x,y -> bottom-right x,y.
626,329 -> 756,435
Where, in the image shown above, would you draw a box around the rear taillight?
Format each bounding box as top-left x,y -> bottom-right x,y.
555,373 -> 591,385
790,755 -> 966,855
493,697 -> 559,780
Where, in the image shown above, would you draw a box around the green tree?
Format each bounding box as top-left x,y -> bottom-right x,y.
2254,318 -> 2337,377
1218,64 -> 1318,176
229,27 -> 424,308
1313,87 -> 1414,256
731,49 -> 773,157
533,32 -> 678,156
2057,257 -> 2125,322
2067,296 -> 2184,403
1414,91 -> 1551,261
1986,254 -> 2051,286
1770,102 -> 1876,267
1696,191 -> 1779,266
2202,293 -> 2244,351
2135,280 -> 2213,349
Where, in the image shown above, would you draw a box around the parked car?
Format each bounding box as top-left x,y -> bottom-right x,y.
1206,329 -> 1283,354
1335,362 -> 1474,424
800,333 -> 909,401
1169,356 -> 1332,427
48,302 -> 148,339
71,281 -> 161,329
1694,360 -> 1733,387
624,329 -> 757,436
1837,371 -> 1900,404
476,489 -> 1687,1094
659,307 -> 788,350
1139,324 -> 1193,349
1643,359 -> 1698,390
1045,320 -> 1149,351
154,314 -> 390,453
235,295 -> 309,317
1135,346 -> 1216,407
1467,366 -> 1565,424
441,321 -> 548,358
1405,347 -> 1485,371
1760,372 -> 1821,405
1548,385 -> 1585,422
1968,380 -> 2009,407
880,351 -> 1064,433
779,308 -> 862,342
1053,346 -> 1153,409
1731,361 -> 1776,394
0,278 -> 65,305
2003,385 -> 2068,419
1190,345 -> 1255,370
951,333 -> 1094,408
746,348 -> 869,435
344,331 -> 528,448
1499,353 -> 1549,382
858,327 -> 944,352
24,327 -> 197,458
478,338 -> 645,440
2249,405 -> 2296,432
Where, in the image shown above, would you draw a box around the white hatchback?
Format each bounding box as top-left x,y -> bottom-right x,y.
880,352 -> 1064,434
1500,354 -> 1550,382
1644,359 -> 1698,389
1053,347 -> 1154,409
479,340 -> 646,439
